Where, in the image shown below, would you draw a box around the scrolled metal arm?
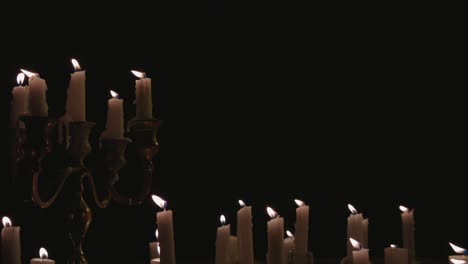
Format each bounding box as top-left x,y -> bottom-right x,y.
32,167 -> 72,208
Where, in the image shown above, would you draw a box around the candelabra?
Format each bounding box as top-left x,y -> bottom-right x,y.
13,115 -> 160,264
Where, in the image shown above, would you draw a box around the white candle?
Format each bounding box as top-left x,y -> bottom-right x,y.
283,230 -> 295,264
10,73 -> 29,128
1,216 -> 21,264
149,229 -> 160,260
65,59 -> 86,121
150,258 -> 161,264
267,207 -> 284,264
215,215 -> 230,264
350,238 -> 369,264
237,200 -> 254,264
347,204 -> 364,262
152,195 -> 176,264
21,69 -> 48,117
150,245 -> 161,264
400,205 -> 414,263
132,70 -> 152,119
30,247 -> 55,264
384,244 -> 408,264
294,199 -> 309,259
228,235 -> 239,264
101,90 -> 124,139
449,243 -> 468,263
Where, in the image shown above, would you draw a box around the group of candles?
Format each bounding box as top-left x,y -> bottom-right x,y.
10,59 -> 153,140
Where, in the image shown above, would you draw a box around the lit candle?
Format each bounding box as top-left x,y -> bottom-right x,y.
150,245 -> 161,264
65,59 -> 86,121
237,200 -> 254,264
283,230 -> 295,263
101,90 -> 124,139
384,244 -> 408,264
215,215 -> 230,264
10,73 -> 29,128
1,216 -> 21,264
350,238 -> 369,264
132,70 -> 152,119
266,206 -> 284,264
152,195 -> 175,264
400,205 -> 414,263
449,243 -> 468,263
30,247 -> 55,264
21,69 -> 48,117
294,199 -> 309,263
347,204 -> 364,262
149,229 -> 160,260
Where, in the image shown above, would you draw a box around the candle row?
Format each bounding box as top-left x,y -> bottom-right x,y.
10,59 -> 154,142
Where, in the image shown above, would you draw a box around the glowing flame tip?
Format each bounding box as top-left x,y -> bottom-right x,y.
266,207 -> 278,219
220,215 -> 226,225
449,242 -> 467,254
16,73 -> 25,85
348,204 -> 358,214
295,199 -> 305,207
286,230 -> 294,238
71,58 -> 81,71
39,247 -> 48,259
390,244 -> 398,248
2,217 -> 11,227
155,229 -> 158,240
151,195 -> 167,209
110,90 -> 119,98
451,259 -> 468,264
131,70 -> 145,78
350,238 -> 360,250
399,205 -> 409,212
238,200 -> 246,207
20,69 -> 37,77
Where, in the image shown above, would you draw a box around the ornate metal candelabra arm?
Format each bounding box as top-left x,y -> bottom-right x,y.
32,168 -> 71,208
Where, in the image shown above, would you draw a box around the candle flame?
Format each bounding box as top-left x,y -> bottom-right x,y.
17,73 -> 25,85
399,205 -> 409,212
110,90 -> 119,98
286,230 -> 294,238
295,199 -> 305,207
2,217 -> 11,227
220,215 -> 226,225
390,244 -> 398,248
155,229 -> 159,240
39,247 -> 48,259
348,204 -> 358,214
450,242 -> 467,254
350,238 -> 360,250
71,58 -> 81,71
239,200 -> 246,207
131,70 -> 145,79
266,207 -> 278,219
20,69 -> 38,77
151,195 -> 167,209
451,259 -> 468,264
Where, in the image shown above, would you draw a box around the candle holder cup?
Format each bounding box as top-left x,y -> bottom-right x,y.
15,116 -> 161,264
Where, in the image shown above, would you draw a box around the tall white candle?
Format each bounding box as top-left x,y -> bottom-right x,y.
283,230 -> 295,264
215,215 -> 230,264
152,195 -> 176,264
347,204 -> 364,263
294,199 -> 309,263
132,70 -> 152,119
449,243 -> 468,263
10,73 -> 29,128
237,200 -> 254,264
30,247 -> 55,264
65,59 -> 86,121
21,69 -> 47,117
350,238 -> 369,264
267,207 -> 284,264
1,216 -> 21,264
101,90 -> 124,139
384,244 -> 408,264
149,229 -> 160,260
400,205 -> 414,263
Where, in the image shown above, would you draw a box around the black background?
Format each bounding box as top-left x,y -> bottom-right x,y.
0,2 -> 463,263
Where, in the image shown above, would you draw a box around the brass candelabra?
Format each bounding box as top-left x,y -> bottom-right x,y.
13,115 -> 160,264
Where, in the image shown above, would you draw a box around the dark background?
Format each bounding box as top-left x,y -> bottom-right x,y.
0,2 -> 463,263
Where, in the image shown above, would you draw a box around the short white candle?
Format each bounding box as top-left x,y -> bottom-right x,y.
65,59 -> 86,121
152,195 -> 175,264
400,205 -> 414,263
1,216 -> 21,264
449,243 -> 468,263
294,199 -> 309,264
350,238 -> 369,264
21,69 -> 48,117
267,207 -> 284,264
149,229 -> 160,260
237,200 -> 254,264
384,244 -> 408,264
347,204 -> 364,262
10,73 -> 29,128
283,230 -> 295,263
132,70 -> 152,119
215,215 -> 231,264
30,247 -> 55,264
101,90 -> 124,139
